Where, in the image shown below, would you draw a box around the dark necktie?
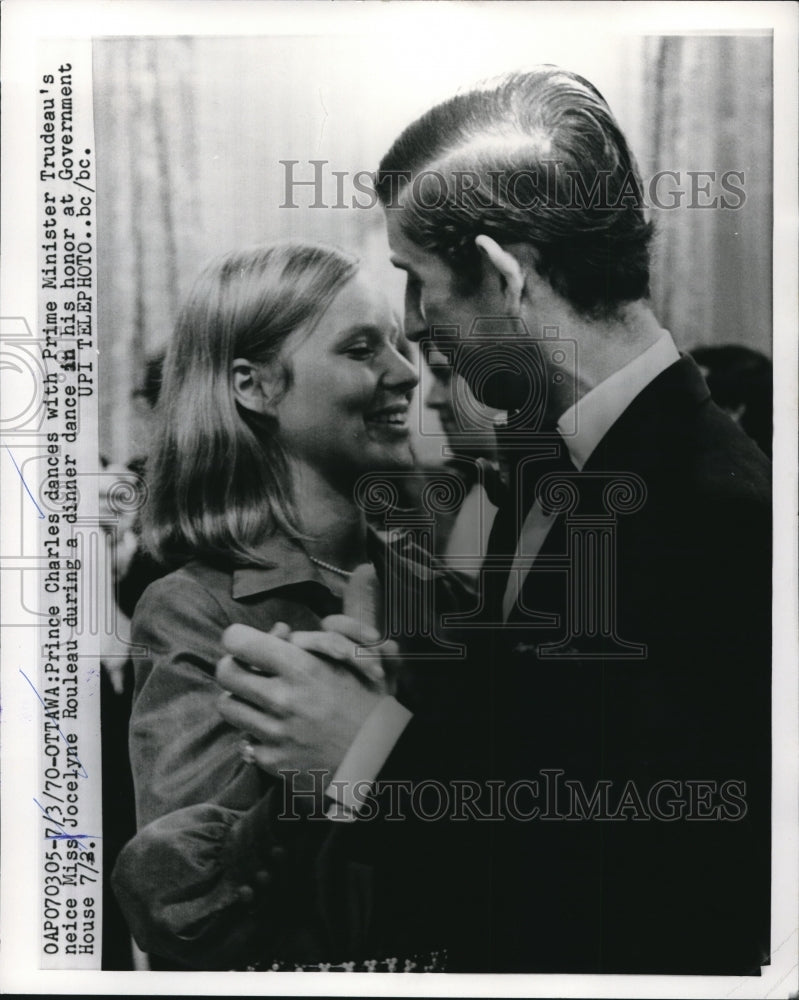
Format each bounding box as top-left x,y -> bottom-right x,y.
483,429 -> 574,622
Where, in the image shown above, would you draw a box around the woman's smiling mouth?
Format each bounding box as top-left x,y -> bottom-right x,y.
365,403 -> 411,433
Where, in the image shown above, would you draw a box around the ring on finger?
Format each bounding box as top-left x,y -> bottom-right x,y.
240,734 -> 257,766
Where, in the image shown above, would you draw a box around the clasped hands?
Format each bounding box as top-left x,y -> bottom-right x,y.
216,615 -> 400,783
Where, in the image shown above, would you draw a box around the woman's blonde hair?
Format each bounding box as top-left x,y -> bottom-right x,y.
144,240 -> 359,566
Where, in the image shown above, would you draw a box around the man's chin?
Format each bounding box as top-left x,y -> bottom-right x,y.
468,370 -> 532,412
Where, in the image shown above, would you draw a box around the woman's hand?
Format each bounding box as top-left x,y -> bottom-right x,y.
287,561 -> 403,694
216,623 -> 387,784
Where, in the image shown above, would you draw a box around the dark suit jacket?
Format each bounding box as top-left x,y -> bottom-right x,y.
376,355 -> 771,974
115,357 -> 770,975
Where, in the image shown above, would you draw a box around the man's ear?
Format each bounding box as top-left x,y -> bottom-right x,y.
474,235 -> 526,315
231,358 -> 276,416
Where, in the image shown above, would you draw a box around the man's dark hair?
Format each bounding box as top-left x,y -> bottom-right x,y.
375,67 -> 654,318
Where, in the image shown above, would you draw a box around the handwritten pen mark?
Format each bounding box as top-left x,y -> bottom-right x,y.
4,445 -> 45,518
20,669 -> 89,778
33,798 -> 100,856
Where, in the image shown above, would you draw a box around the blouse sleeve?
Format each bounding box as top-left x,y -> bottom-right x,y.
112,786 -> 336,969
127,572 -> 268,826
113,565 -> 470,969
115,572 -> 327,968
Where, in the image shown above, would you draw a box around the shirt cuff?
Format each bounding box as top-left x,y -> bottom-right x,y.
325,696 -> 413,820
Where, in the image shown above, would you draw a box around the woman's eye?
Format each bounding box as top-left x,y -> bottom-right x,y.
346,344 -> 374,360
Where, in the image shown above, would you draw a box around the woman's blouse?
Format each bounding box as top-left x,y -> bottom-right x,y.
112,528 -> 472,970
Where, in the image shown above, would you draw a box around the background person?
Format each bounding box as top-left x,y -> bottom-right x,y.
690,343 -> 772,456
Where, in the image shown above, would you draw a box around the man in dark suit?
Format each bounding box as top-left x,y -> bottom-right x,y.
217,66 -> 771,974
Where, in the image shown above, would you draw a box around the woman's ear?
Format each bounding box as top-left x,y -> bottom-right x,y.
231,358 -> 276,416
474,235 -> 527,315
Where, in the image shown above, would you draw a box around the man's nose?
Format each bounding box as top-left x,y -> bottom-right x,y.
425,375 -> 449,411
403,286 -> 427,343
383,345 -> 419,391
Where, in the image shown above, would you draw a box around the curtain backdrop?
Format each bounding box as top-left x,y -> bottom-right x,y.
95,34 -> 773,463
638,34 -> 772,356
95,36 -> 400,463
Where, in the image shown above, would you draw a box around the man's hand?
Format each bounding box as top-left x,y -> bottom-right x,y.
290,615 -> 402,696
216,623 -> 386,783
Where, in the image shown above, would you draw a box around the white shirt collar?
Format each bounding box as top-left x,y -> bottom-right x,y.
557,331 -> 680,471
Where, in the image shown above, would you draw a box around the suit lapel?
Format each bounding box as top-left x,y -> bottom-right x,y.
503,357 -> 712,638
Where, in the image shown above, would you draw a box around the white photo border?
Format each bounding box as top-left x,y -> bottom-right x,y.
1,1 -> 796,996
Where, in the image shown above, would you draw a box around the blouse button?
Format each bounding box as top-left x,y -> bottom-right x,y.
234,884 -> 255,905
255,869 -> 273,889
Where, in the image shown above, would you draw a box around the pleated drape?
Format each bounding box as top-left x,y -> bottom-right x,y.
638,34 -> 772,354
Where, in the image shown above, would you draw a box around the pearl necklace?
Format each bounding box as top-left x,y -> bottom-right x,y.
309,555 -> 353,579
